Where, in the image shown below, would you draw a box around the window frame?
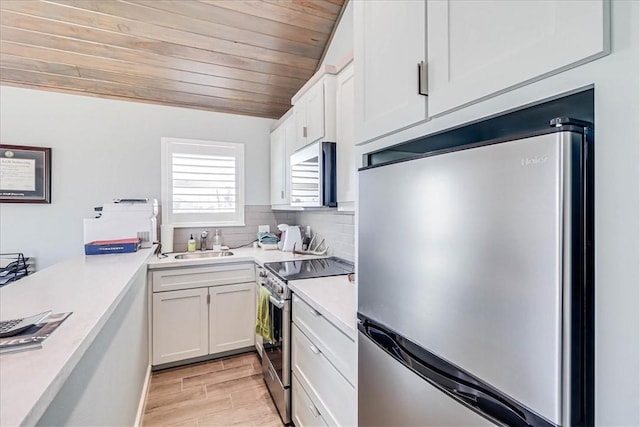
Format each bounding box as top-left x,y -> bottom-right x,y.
161,137 -> 245,228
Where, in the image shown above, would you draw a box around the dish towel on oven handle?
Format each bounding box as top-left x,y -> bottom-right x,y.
256,285 -> 273,343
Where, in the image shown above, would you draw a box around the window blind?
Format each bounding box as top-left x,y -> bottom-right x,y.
161,138 -> 245,227
172,153 -> 236,214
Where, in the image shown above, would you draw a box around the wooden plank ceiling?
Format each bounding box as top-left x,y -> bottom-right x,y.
0,0 -> 346,119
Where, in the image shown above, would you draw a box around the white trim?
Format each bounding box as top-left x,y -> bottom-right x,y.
134,364 -> 152,427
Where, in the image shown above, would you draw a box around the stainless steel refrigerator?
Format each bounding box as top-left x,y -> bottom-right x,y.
358,120 -> 593,426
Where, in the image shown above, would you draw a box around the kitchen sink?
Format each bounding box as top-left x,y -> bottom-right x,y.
174,251 -> 234,259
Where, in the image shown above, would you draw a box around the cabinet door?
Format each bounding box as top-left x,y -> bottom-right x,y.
283,114 -> 296,200
292,374 -> 328,427
152,288 -> 208,365
305,82 -> 325,145
209,283 -> 256,354
293,100 -> 307,152
270,126 -> 287,206
291,325 -> 356,426
336,62 -> 355,212
354,0 -> 427,144
427,0 -> 609,116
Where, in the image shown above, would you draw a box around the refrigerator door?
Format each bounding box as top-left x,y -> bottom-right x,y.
358,131 -> 581,425
359,328 -> 494,427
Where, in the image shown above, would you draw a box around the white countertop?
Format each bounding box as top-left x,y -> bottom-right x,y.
0,248 -> 154,427
289,275 -> 357,340
150,248 -> 357,340
147,246 -> 321,269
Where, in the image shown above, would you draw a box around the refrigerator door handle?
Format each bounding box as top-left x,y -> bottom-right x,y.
451,389 -> 530,426
358,315 -> 554,427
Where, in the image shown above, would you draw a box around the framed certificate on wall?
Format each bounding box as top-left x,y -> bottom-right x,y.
0,145 -> 51,203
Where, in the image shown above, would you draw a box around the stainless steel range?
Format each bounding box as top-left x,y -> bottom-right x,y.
260,257 -> 354,424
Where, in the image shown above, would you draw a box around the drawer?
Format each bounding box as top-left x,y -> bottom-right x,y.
292,374 -> 328,427
292,293 -> 356,385
152,263 -> 255,292
292,325 -> 356,427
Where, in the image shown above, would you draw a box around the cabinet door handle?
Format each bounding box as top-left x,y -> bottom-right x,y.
309,307 -> 321,317
309,344 -> 320,355
303,126 -> 307,138
281,190 -> 285,199
269,295 -> 285,309
308,404 -> 321,418
418,60 -> 428,96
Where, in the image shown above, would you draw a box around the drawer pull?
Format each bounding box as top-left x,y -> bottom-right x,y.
309,344 -> 321,355
309,307 -> 321,317
308,404 -> 321,418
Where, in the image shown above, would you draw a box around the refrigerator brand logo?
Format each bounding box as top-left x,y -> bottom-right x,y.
520,156 -> 549,166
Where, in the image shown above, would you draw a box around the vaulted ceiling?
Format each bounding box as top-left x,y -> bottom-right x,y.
0,0 -> 346,119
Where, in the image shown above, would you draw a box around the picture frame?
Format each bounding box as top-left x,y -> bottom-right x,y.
0,144 -> 51,204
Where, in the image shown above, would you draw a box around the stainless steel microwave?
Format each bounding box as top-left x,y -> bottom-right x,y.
290,141 -> 337,208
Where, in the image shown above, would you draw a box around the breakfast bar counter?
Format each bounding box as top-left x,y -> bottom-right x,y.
0,247 -> 154,427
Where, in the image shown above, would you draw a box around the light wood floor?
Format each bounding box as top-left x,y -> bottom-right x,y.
142,352 -> 284,426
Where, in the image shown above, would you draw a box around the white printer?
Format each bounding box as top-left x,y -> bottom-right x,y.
83,198 -> 158,248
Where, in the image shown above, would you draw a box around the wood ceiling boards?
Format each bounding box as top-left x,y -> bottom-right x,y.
0,0 -> 346,119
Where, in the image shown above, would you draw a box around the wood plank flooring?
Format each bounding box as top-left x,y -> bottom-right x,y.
142,352 -> 284,426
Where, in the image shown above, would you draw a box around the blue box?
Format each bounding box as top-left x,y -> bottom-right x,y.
84,238 -> 141,255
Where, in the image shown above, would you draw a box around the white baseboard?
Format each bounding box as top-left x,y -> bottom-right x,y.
134,364 -> 152,427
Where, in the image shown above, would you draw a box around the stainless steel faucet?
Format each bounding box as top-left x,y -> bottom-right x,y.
200,230 -> 209,251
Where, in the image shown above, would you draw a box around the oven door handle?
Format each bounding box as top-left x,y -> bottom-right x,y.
269,295 -> 286,309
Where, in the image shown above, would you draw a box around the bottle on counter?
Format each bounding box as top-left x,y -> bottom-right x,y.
213,229 -> 222,251
187,234 -> 196,252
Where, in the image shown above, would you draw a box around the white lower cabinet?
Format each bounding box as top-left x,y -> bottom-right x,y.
291,294 -> 356,426
152,288 -> 209,365
151,264 -> 256,366
292,374 -> 328,427
209,282 -> 256,354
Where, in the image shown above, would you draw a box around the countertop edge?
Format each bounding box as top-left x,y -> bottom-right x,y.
288,277 -> 357,341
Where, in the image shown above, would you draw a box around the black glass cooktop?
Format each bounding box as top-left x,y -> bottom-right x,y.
264,257 -> 354,282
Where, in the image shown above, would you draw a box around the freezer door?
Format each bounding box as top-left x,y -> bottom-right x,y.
358,131 -> 581,425
359,328 -> 494,426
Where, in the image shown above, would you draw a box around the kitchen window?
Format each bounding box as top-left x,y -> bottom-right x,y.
161,137 -> 245,227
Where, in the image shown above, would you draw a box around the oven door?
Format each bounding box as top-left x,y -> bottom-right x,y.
262,292 -> 291,423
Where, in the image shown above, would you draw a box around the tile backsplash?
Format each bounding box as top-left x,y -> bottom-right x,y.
293,210 -> 355,262
169,205 -> 355,262
171,205 -> 292,252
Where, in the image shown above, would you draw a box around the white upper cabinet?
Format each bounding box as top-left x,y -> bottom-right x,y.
270,124 -> 287,206
354,0 -> 428,144
292,65 -> 337,151
427,0 -> 609,116
336,61 -> 356,212
304,82 -> 325,146
270,110 -> 295,209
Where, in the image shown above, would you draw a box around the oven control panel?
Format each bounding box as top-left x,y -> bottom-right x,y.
264,272 -> 287,300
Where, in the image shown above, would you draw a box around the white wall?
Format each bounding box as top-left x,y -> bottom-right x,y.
321,0 -> 353,67
0,87 -> 275,268
355,1 -> 639,424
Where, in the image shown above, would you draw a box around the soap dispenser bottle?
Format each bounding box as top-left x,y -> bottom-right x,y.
187,234 -> 196,252
213,229 -> 222,251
